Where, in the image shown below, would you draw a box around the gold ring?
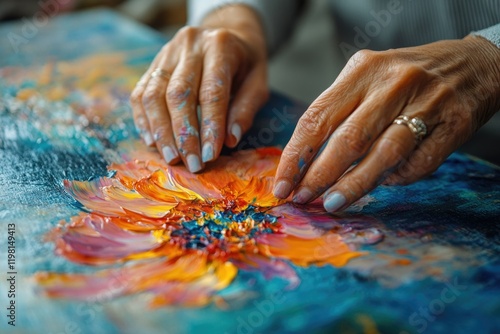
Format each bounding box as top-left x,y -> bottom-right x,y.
393,115 -> 427,142
151,68 -> 171,80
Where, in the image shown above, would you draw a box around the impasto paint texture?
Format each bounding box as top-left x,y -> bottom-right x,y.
35,147 -> 381,307
0,10 -> 499,334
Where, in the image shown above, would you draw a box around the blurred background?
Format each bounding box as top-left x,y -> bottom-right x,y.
1,0 -> 499,164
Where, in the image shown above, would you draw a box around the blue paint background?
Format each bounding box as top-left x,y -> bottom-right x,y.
0,10 -> 498,334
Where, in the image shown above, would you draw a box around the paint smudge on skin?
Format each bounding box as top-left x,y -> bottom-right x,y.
35,147 -> 383,308
179,115 -> 199,138
175,88 -> 191,111
297,145 -> 315,178
298,157 -> 307,171
183,116 -> 199,136
202,119 -> 218,141
177,116 -> 200,150
177,100 -> 187,111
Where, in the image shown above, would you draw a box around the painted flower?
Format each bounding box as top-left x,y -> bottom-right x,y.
36,147 -> 382,307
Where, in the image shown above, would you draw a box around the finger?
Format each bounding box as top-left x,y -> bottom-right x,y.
291,90 -> 409,204
322,112 -> 438,212
198,51 -> 232,163
225,63 -> 269,148
142,64 -> 180,165
322,124 -> 418,212
272,78 -> 363,199
384,123 -> 455,185
167,54 -> 203,173
131,69 -> 157,146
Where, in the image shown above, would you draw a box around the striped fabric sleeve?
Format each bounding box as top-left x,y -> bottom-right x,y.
472,23 -> 500,49
187,0 -> 302,54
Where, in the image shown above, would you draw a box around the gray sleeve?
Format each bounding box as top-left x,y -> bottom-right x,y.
472,23 -> 500,49
187,0 -> 302,54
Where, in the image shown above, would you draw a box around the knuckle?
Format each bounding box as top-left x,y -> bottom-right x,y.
142,86 -> 163,106
336,123 -> 371,156
129,89 -> 143,105
209,28 -> 232,44
199,79 -> 225,106
349,49 -> 379,67
296,109 -> 328,139
167,80 -> 192,105
397,63 -> 425,77
389,63 -> 429,87
176,26 -> 199,41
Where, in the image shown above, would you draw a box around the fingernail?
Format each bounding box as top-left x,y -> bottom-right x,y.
273,180 -> 292,199
293,187 -> 314,204
162,146 -> 178,164
186,154 -> 202,173
230,123 -> 242,145
143,132 -> 154,146
201,142 -> 214,163
324,192 -> 346,212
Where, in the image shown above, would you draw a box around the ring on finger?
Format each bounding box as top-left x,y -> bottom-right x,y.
151,68 -> 171,80
393,115 -> 427,142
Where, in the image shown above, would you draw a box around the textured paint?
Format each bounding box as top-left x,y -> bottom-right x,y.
36,147 -> 380,307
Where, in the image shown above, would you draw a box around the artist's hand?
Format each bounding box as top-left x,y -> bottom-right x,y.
130,5 -> 268,172
273,36 -> 500,212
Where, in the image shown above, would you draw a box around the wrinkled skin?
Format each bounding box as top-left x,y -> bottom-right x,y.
274,37 -> 500,212
132,5 -> 500,212
130,6 -> 268,173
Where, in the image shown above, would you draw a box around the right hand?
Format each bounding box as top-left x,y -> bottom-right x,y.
130,10 -> 268,173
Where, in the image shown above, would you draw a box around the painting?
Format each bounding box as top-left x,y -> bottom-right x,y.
0,9 -> 499,334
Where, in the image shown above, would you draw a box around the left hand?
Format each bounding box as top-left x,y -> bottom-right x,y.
273,36 -> 500,212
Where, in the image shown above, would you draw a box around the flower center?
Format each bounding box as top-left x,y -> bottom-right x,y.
168,205 -> 279,255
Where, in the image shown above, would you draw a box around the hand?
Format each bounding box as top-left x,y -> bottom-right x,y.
273,36 -> 500,212
130,5 -> 268,173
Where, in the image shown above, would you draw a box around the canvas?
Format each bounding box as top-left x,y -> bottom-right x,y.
0,10 -> 499,334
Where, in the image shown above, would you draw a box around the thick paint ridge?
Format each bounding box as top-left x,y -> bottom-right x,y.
36,147 -> 382,307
